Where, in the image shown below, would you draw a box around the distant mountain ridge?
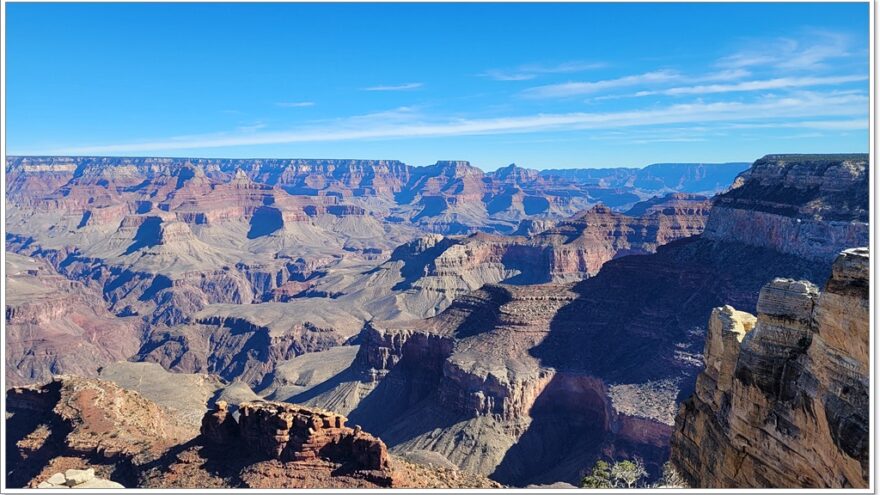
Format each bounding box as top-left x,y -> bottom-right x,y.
538,162 -> 750,191
6,156 -> 749,236
7,156 -> 749,195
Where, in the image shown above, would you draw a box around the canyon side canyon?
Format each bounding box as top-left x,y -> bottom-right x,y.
4,154 -> 869,489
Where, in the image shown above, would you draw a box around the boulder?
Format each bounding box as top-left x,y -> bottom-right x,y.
64,469 -> 95,486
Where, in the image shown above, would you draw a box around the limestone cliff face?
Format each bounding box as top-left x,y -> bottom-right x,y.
704,154 -> 868,261
410,194 -> 711,288
670,247 -> 869,488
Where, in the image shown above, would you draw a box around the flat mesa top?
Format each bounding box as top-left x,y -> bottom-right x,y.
760,153 -> 869,162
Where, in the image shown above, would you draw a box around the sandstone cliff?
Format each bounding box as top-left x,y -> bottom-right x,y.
286,284 -> 678,486
670,247 -> 869,488
4,153 -> 867,488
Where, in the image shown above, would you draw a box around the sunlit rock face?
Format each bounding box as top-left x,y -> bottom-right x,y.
670,247 -> 869,489
703,154 -> 868,262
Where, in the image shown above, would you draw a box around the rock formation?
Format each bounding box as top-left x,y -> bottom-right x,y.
540,162 -> 750,195
3,153 -> 867,489
6,156 -> 745,237
670,247 -> 869,488
280,154 -> 867,486
703,154 -> 868,261
287,283 -> 678,486
201,400 -> 390,471
5,375 -> 499,489
5,375 -> 195,488
36,468 -> 125,489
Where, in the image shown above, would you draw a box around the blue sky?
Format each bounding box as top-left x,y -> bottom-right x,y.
6,3 -> 870,169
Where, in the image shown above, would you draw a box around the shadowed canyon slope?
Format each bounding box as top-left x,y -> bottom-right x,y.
4,153 -> 868,489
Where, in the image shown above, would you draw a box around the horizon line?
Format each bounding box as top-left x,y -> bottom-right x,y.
4,153 -> 786,172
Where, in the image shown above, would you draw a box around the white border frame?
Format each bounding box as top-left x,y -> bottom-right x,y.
0,1 -> 875,493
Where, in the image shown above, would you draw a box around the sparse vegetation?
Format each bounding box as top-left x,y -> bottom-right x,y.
611,458 -> 647,488
581,458 -> 647,489
580,460 -> 612,488
658,461 -> 688,488
581,458 -> 689,489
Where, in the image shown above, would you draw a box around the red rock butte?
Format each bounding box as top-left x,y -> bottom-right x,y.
201,400 -> 390,472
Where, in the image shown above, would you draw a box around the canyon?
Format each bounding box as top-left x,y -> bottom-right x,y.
4,153 -> 869,489
4,157 -> 720,388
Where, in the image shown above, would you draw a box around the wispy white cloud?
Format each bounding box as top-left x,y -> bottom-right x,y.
49,90 -> 866,155
777,132 -> 826,140
481,61 -> 606,81
698,68 -> 753,82
521,70 -> 681,98
632,74 -> 867,97
632,137 -> 708,144
235,121 -> 268,133
362,82 -> 424,91
276,101 -> 315,108
725,118 -> 867,131
717,30 -> 855,71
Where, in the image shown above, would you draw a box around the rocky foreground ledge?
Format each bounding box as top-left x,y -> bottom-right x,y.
6,376 -> 499,489
671,247 -> 869,488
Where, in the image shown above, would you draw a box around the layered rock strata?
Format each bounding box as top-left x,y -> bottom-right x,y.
704,154 -> 868,261
292,154 -> 866,486
201,400 -> 390,471
670,247 -> 869,488
296,284 -> 678,486
5,253 -> 142,386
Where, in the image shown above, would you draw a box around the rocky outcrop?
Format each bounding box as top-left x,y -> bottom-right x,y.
670,247 -> 869,488
5,375 -> 498,490
5,375 -> 195,488
703,154 -> 868,261
201,401 -> 390,471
